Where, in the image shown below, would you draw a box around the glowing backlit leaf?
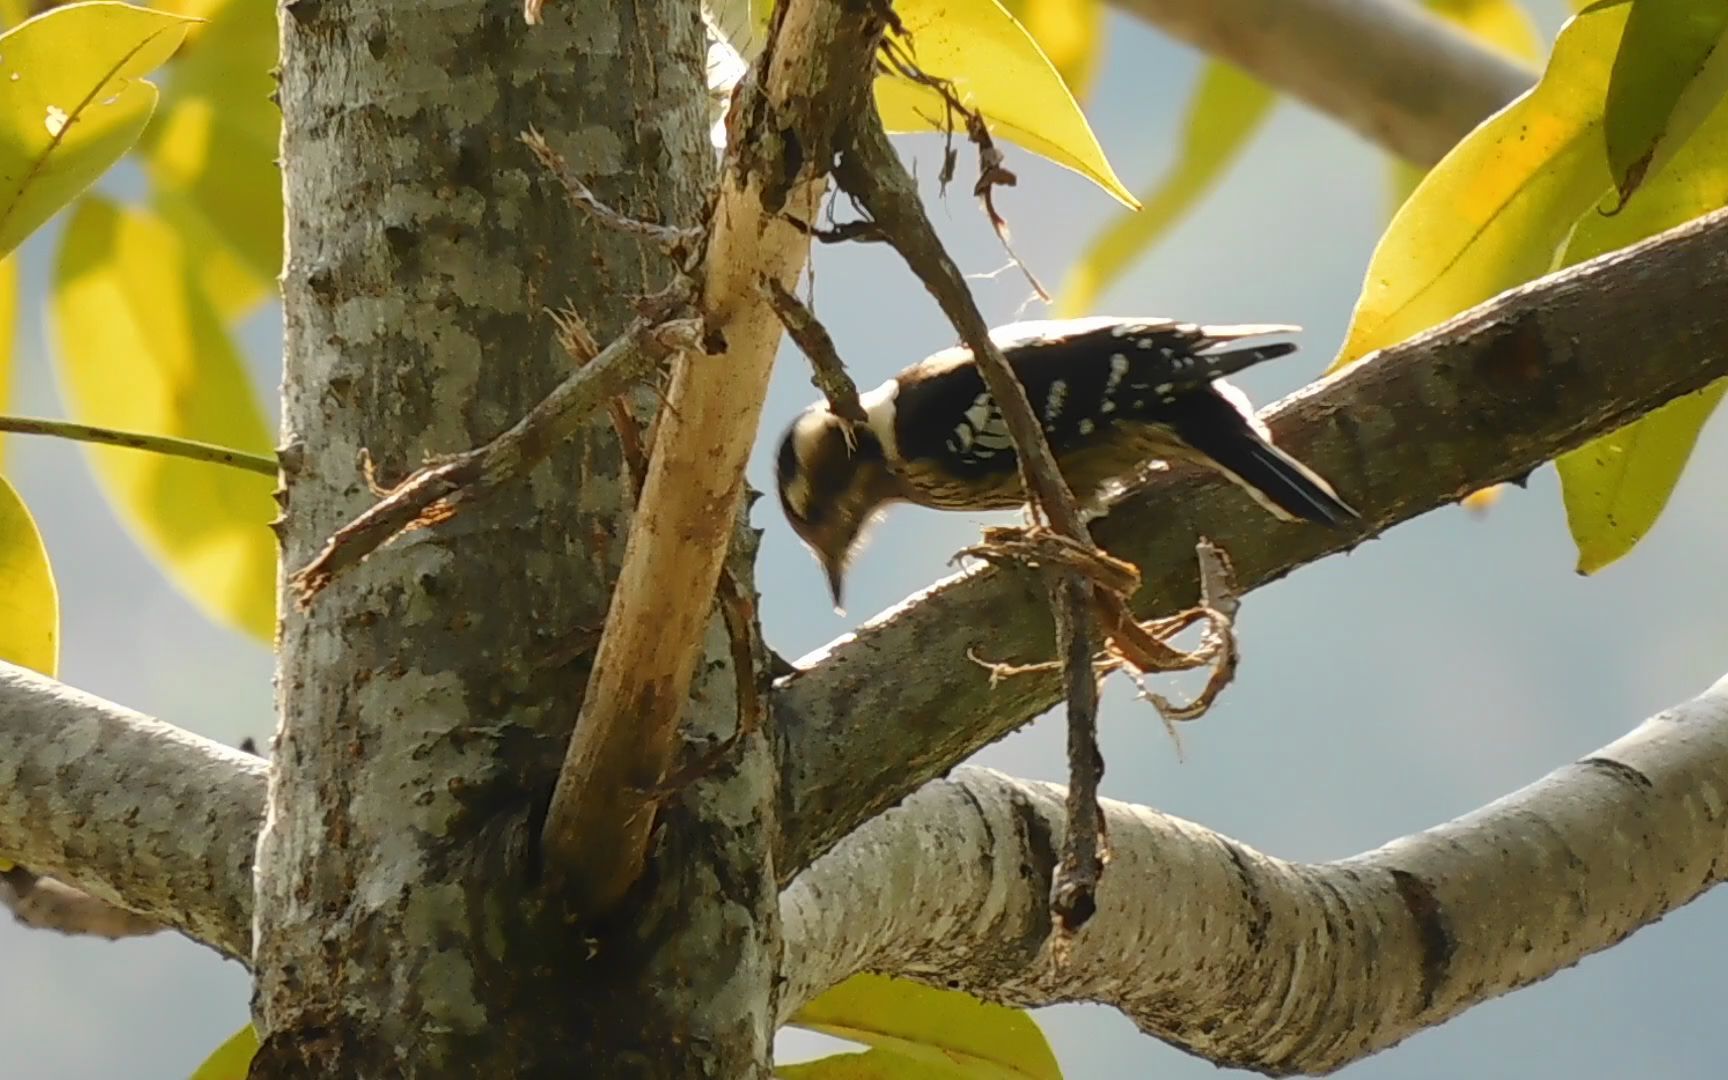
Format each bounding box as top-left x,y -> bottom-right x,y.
1602,0 -> 1728,202
51,198 -> 277,639
1059,62 -> 1272,316
1333,1 -> 1629,371
1001,0 -> 1103,101
142,0 -> 281,318
875,0 -> 1135,207
1555,81 -> 1728,572
1389,0 -> 1544,214
0,2 -> 194,256
188,1024 -> 258,1080
0,471 -> 56,676
788,975 -> 1060,1080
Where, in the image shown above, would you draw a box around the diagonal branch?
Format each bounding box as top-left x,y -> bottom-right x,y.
0,662 -> 262,961
780,671 -> 1728,1073
1111,0 -> 1537,165
774,203 -> 1728,882
537,0 -> 890,913
290,311 -> 692,600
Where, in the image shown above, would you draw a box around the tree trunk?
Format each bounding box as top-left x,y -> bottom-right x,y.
252,2 -> 777,1074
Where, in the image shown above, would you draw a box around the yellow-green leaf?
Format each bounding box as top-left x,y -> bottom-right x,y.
1058,62 -> 1272,316
142,0 -> 281,318
875,0 -> 1136,207
188,1024 -> 258,1080
779,1048 -> 987,1079
0,1 -> 195,257
0,254 -> 16,464
789,975 -> 1060,1080
51,197 -> 277,640
1553,73 -> 1728,572
1387,0 -> 1545,213
0,471 -> 57,676
1603,0 -> 1728,203
1333,1 -> 1629,372
1000,0 -> 1103,102
1558,384 -> 1726,573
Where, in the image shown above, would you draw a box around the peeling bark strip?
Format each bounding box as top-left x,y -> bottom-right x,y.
775,205 -> 1728,881
538,0 -> 890,915
783,672 -> 1728,1071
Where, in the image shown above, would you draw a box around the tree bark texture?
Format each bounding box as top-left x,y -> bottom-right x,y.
785,667 -> 1728,1072
253,2 -> 776,1076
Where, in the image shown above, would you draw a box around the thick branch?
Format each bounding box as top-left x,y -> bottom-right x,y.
539,0 -> 888,911
776,205 -> 1728,880
0,663 -> 262,961
781,671 -> 1728,1073
1112,0 -> 1536,165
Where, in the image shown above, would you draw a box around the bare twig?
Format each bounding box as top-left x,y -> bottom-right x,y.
833,106 -> 1143,923
289,314 -> 690,602
1048,571 -> 1104,940
0,415 -> 278,476
874,33 -> 1049,302
835,106 -> 1223,688
522,130 -> 703,258
762,277 -> 867,425
836,110 -> 1085,540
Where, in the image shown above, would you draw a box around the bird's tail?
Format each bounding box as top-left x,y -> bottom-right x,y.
1194,340 -> 1299,382
1172,398 -> 1358,527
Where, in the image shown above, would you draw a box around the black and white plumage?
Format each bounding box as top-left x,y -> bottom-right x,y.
775,317 -> 1357,607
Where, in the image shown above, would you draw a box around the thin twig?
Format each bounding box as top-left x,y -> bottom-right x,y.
522,130 -> 702,258
0,416 -> 278,476
761,277 -> 867,425
875,32 -> 1049,301
836,110 -> 1238,711
1048,570 -> 1104,941
836,111 -> 1082,537
289,314 -> 692,603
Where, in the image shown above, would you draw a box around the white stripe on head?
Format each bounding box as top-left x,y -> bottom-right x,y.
859,377 -> 901,461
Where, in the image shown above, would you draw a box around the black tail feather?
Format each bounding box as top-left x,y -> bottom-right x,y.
1172,400 -> 1357,527
1197,341 -> 1299,383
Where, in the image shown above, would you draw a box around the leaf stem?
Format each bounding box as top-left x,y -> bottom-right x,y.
0,416 -> 278,477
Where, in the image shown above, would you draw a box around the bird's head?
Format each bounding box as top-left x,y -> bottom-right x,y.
775,405 -> 896,611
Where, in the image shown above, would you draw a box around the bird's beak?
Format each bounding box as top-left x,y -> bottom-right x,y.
823,557 -> 846,615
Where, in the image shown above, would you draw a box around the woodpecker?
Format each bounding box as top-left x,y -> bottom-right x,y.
775,317 -> 1357,608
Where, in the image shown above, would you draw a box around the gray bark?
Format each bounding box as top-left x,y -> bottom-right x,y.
252,1 -> 775,1075
0,663 -> 260,958
783,671 -> 1728,1073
